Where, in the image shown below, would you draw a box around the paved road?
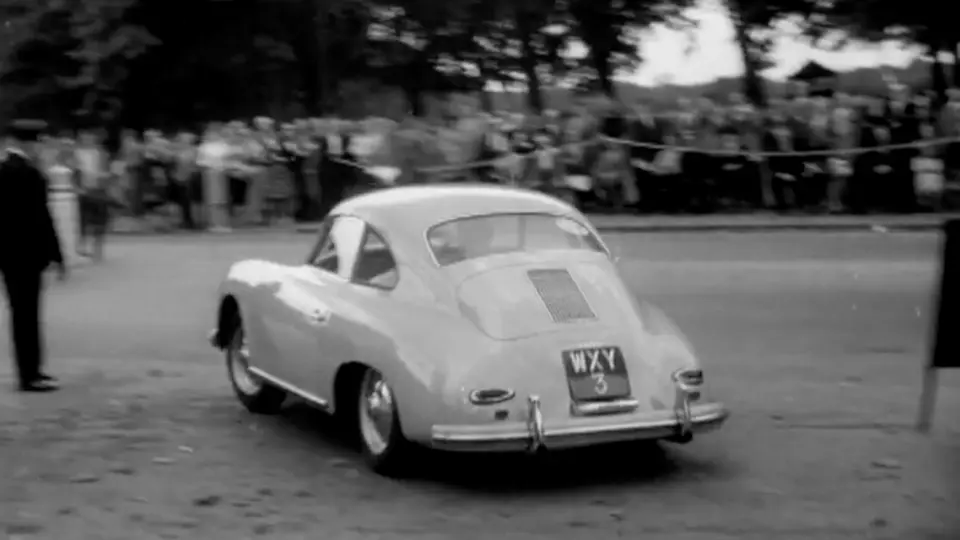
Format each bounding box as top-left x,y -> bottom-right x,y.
1,231 -> 958,540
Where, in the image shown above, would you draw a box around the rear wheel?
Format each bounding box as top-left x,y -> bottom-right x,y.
226,319 -> 285,414
357,368 -> 413,476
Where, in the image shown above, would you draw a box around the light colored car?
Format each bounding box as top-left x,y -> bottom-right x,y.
209,184 -> 728,475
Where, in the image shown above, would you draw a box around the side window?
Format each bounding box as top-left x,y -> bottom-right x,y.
309,216 -> 365,279
352,228 -> 399,289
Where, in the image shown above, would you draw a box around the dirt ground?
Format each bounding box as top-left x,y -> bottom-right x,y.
1,231 -> 958,540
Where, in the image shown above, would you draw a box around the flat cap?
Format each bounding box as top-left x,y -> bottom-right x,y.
4,119 -> 47,141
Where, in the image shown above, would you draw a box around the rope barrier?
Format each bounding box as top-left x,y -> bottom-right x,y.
416,138 -> 597,174
330,157 -> 366,170
56,134 -> 952,193
339,134 -> 960,179
601,134 -> 960,158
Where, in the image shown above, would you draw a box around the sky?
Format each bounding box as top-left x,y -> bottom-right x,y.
626,0 -> 924,87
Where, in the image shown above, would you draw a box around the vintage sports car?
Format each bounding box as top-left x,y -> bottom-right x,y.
209,185 -> 728,475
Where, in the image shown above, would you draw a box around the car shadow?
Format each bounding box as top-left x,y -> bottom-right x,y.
273,401 -> 729,494
274,401 -> 357,453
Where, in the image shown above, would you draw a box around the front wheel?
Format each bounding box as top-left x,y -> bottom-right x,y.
357,368 -> 414,476
226,321 -> 286,414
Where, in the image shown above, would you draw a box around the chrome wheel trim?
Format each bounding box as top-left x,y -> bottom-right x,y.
358,370 -> 395,457
229,329 -> 262,396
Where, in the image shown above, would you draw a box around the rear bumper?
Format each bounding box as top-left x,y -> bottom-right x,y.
430,401 -> 728,453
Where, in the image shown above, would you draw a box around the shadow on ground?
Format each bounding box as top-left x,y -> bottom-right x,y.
272,401 -> 734,494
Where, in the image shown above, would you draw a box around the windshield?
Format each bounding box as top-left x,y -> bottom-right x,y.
427,213 -> 606,266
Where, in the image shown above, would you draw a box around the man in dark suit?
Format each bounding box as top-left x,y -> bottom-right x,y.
0,119 -> 66,392
886,86 -> 921,211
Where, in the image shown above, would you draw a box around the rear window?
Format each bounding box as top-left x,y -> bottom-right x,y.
427,213 -> 606,266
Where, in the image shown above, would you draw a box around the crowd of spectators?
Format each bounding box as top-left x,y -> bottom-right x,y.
27,82 -> 960,232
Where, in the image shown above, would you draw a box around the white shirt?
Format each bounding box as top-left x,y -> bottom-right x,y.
76,147 -> 103,189
197,140 -> 229,169
912,156 -> 944,194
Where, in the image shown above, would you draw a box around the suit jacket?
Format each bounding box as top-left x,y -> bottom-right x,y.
885,102 -> 920,159
785,116 -> 812,150
601,114 -> 627,139
0,151 -> 64,273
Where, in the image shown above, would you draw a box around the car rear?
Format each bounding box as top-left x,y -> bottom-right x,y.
422,213 -> 727,451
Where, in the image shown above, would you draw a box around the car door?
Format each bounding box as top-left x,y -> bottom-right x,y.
293,221 -> 401,404
266,215 -> 365,401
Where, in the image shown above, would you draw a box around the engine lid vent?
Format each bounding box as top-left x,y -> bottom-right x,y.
527,268 -> 596,323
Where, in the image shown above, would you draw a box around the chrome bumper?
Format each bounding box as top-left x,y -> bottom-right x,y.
430,401 -> 728,453
432,374 -> 726,453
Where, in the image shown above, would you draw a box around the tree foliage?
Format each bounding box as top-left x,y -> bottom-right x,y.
803,0 -> 960,91
0,0 -> 154,126
2,0 -> 940,128
723,0 -> 822,107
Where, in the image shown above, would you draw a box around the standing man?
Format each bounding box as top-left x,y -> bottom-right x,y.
0,119 -> 66,393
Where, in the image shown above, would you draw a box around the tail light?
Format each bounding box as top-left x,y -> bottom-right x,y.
673,368 -> 703,389
469,388 -> 515,405
673,368 -> 703,401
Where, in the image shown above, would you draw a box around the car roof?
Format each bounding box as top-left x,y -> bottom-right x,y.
333,184 -> 576,233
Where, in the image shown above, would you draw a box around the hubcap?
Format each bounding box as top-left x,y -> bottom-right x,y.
359,370 -> 395,456
229,329 -> 262,395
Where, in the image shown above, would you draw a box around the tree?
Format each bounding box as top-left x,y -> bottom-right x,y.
0,0 -> 154,129
806,0 -> 960,92
566,0 -> 695,98
364,0 -> 486,116
63,0 -> 156,123
723,0 -> 818,107
445,0 -> 568,113
717,0 -> 818,209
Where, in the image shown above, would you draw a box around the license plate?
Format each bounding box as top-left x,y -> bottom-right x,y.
562,346 -> 630,401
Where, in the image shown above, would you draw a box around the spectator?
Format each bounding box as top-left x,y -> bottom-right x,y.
826,105 -> 858,212
197,123 -> 231,232
627,104 -> 664,210
28,87 -> 960,229
912,123 -> 944,211
119,130 -> 143,215
886,84 -> 920,211
801,97 -> 834,210
645,131 -> 684,212
714,126 -> 757,208
762,114 -> 802,211
851,112 -> 895,213
74,129 -> 110,258
171,132 -> 199,229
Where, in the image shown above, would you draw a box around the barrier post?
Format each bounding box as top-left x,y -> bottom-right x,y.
46,165 -> 80,268
918,218 -> 960,432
